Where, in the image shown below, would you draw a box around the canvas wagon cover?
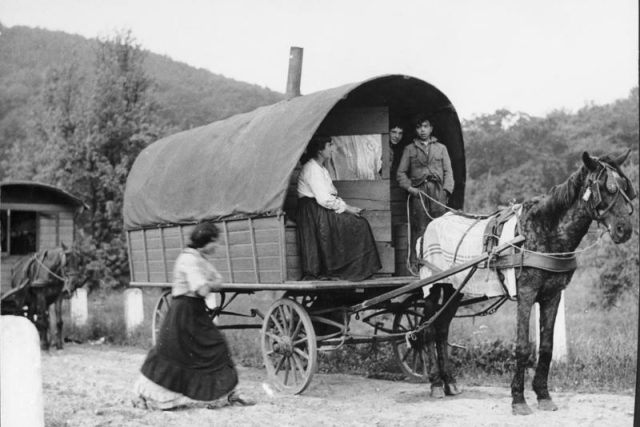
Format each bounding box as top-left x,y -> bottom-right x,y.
123,75 -> 465,229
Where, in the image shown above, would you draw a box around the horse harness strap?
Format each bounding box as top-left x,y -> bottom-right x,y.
490,251 -> 577,272
483,206 -> 577,273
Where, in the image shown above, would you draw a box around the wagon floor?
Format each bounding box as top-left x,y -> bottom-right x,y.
216,275 -> 417,292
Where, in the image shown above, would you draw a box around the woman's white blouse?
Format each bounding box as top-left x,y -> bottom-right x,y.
172,248 -> 223,297
297,159 -> 346,213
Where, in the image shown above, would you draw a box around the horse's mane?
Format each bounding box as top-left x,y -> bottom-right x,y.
526,164 -> 588,220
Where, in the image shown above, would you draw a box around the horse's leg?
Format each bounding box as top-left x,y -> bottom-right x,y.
511,285 -> 536,415
533,292 -> 561,411
54,298 -> 64,350
34,290 -> 50,351
434,283 -> 463,396
423,285 -> 444,398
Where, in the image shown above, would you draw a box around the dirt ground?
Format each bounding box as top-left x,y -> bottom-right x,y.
41,344 -> 634,427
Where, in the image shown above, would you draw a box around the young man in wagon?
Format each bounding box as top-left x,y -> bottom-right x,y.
396,114 -> 454,273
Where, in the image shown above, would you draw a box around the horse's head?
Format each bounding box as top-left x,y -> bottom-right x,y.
58,243 -> 81,298
582,150 -> 635,243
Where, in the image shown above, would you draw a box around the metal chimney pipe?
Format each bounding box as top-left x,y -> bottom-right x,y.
285,46 -> 303,99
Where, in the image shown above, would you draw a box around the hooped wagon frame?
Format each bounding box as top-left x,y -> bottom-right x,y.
123,74 -> 516,394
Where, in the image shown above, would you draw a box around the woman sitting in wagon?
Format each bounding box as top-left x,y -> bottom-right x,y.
296,136 -> 381,281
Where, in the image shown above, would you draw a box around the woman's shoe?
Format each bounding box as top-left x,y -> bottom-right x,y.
227,390 -> 256,406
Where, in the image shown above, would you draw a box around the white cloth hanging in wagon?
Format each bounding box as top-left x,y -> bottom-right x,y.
417,208 -> 521,298
327,135 -> 382,181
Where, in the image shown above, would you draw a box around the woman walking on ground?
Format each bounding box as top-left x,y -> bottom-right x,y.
133,222 -> 255,410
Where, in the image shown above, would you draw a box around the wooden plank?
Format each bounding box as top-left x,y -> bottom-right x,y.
278,215 -> 287,284
248,218 -> 260,283
228,257 -> 281,271
129,231 -> 144,250
232,270 -> 282,284
225,229 -> 280,246
222,221 -> 234,283
208,242 -> 280,259
126,231 -> 135,282
142,229 -> 150,282
0,203 -> 75,212
360,210 -> 391,242
381,133 -> 390,179
315,107 -> 389,135
144,248 -> 166,262
285,228 -> 298,244
376,242 -> 395,274
334,180 -> 390,202
223,217 -> 279,232
160,227 -> 168,281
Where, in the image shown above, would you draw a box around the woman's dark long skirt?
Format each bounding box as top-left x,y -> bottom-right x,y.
140,296 -> 238,401
297,197 -> 381,281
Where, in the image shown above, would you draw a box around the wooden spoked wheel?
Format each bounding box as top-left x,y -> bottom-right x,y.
151,289 -> 172,346
392,294 -> 429,382
261,298 -> 317,394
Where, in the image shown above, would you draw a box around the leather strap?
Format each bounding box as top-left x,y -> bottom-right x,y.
491,251 -> 577,272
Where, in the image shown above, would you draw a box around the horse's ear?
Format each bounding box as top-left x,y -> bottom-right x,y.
582,152 -> 599,171
60,242 -> 68,251
612,149 -> 631,166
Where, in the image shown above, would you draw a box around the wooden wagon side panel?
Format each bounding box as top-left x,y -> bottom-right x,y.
1,255 -> 23,292
128,216 -> 286,285
37,210 -> 75,249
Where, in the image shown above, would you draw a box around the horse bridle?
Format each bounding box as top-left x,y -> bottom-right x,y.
582,161 -> 635,223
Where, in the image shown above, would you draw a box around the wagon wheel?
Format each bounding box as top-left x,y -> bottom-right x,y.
392,293 -> 429,382
152,289 -> 172,346
261,298 -> 317,394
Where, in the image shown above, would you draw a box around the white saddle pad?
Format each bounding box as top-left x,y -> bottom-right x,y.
418,207 -> 521,298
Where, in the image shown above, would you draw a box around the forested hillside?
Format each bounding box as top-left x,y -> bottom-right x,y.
0,24 -> 283,167
0,24 -> 637,305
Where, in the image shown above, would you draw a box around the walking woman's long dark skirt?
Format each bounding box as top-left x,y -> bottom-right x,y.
297,197 -> 381,281
140,296 -> 238,401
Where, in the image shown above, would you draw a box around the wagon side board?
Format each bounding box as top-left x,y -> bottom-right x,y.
127,216 -> 291,285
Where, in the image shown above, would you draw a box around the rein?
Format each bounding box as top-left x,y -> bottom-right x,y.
30,250 -> 76,295
33,253 -> 67,282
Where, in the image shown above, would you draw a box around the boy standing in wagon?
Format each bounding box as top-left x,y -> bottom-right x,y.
396,114 -> 454,273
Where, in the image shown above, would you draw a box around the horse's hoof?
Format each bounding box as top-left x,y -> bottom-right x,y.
512,403 -> 533,415
538,399 -> 558,411
430,385 -> 445,399
444,383 -> 462,396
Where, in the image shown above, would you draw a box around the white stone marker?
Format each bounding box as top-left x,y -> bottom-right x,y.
534,291 -> 568,363
70,287 -> 88,326
124,288 -> 144,334
1,315 -> 45,427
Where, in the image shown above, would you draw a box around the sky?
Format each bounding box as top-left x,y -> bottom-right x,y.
1,0 -> 638,120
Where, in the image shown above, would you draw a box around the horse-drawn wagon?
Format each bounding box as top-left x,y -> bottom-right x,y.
124,73 -> 635,407
1,181 -> 86,349
123,74 -> 482,392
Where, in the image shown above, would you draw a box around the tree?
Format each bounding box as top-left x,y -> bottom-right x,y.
4,31 -> 164,289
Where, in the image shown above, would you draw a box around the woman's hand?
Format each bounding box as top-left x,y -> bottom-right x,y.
344,205 -> 363,216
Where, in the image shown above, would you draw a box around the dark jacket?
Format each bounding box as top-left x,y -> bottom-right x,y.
396,138 -> 454,193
